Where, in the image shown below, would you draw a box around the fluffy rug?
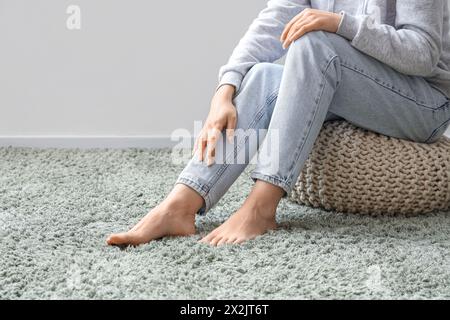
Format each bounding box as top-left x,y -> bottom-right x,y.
0,148 -> 449,300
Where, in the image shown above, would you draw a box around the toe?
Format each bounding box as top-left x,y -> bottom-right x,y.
200,228 -> 220,243
210,236 -> 223,247
199,234 -> 212,243
106,233 -> 130,245
217,238 -> 228,246
107,232 -> 143,246
232,238 -> 245,245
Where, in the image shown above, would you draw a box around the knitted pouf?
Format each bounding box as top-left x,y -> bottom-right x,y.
289,121 -> 450,215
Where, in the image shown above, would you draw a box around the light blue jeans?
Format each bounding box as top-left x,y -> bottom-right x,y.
176,31 -> 450,215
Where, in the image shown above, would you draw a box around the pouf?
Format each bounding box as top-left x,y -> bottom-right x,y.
289,121 -> 450,215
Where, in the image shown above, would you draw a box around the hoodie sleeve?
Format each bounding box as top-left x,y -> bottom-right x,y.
337,0 -> 444,77
217,0 -> 311,92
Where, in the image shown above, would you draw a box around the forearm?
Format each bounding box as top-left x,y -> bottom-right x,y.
337,0 -> 444,76
218,0 -> 311,92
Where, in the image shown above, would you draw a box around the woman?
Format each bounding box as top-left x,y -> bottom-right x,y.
107,0 -> 450,246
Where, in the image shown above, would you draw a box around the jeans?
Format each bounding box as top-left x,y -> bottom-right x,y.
176,31 -> 450,215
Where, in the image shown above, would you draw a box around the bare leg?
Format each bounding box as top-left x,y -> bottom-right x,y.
200,181 -> 284,246
106,184 -> 204,246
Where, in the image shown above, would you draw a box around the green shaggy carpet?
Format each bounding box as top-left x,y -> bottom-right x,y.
0,148 -> 449,299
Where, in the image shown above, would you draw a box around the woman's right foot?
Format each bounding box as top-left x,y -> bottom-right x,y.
106,185 -> 202,246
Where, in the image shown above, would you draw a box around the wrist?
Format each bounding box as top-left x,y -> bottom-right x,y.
216,84 -> 236,100
332,12 -> 343,33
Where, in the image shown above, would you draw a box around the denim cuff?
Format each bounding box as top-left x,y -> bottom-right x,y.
250,172 -> 291,197
175,176 -> 212,215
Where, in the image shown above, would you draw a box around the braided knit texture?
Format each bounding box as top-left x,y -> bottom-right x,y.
289,121 -> 450,215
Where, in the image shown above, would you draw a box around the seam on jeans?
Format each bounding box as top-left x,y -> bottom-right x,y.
285,55 -> 339,187
429,84 -> 450,100
206,91 -> 270,185
204,89 -> 279,193
227,90 -> 278,165
434,101 -> 450,111
339,61 -> 441,111
425,117 -> 450,143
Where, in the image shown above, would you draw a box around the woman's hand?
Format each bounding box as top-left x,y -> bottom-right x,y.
193,84 -> 237,166
280,9 -> 342,49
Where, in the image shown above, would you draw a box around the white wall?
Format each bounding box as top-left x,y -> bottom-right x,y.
0,0 -> 264,147
0,0 -> 449,148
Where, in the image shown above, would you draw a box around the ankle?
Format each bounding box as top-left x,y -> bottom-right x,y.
160,184 -> 205,215
160,193 -> 202,218
245,181 -> 283,213
243,197 -> 277,220
157,198 -> 194,217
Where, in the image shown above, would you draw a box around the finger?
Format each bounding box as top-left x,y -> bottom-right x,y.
198,131 -> 208,162
226,114 -> 237,144
192,136 -> 199,157
194,117 -> 210,157
283,21 -> 315,49
281,8 -> 314,41
287,22 -> 315,45
193,129 -> 204,157
206,127 -> 221,166
283,15 -> 314,47
281,11 -> 307,41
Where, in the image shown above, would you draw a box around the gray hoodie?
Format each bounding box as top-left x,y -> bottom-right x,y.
218,0 -> 450,97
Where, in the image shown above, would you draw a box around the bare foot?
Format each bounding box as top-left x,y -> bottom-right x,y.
106,185 -> 203,247
200,181 -> 283,246
200,203 -> 277,246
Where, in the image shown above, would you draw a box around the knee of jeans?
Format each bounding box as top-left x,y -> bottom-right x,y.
244,63 -> 283,86
232,63 -> 281,127
289,31 -> 327,51
235,62 -> 281,106
288,31 -> 339,60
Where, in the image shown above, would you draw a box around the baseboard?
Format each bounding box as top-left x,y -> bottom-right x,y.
0,135 -> 193,149
1,130 -> 449,149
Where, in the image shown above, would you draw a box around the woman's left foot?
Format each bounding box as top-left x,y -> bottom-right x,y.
200,200 -> 277,246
